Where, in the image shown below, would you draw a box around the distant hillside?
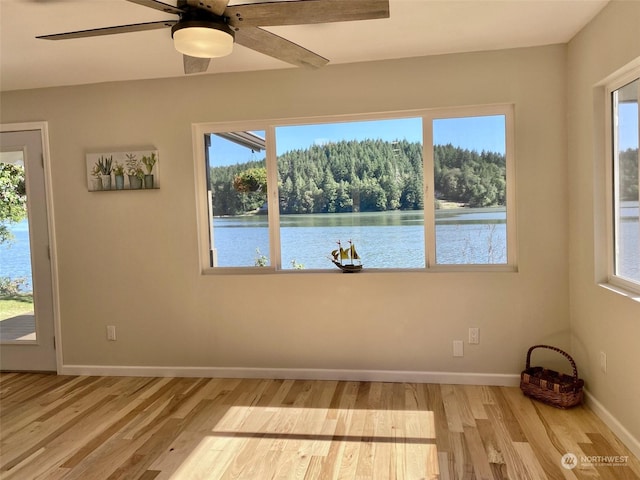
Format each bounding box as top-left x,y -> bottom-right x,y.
619,148 -> 639,201
210,139 -> 508,216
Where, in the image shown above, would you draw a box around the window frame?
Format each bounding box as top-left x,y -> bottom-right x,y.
604,67 -> 640,294
424,105 -> 516,271
193,105 -> 516,274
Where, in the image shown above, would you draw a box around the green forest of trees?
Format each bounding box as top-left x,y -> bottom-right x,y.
620,148 -> 639,201
211,141 -> 640,216
209,139 -> 508,216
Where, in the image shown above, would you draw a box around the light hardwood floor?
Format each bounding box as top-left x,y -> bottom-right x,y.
0,373 -> 638,479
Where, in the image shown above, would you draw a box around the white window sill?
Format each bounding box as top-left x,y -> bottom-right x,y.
598,282 -> 640,304
201,265 -> 518,275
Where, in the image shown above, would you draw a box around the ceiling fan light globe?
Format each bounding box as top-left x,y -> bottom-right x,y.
172,25 -> 234,58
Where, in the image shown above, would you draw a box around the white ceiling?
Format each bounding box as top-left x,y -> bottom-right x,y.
0,0 -> 609,92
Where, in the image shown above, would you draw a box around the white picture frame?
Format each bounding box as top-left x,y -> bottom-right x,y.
86,149 -> 159,192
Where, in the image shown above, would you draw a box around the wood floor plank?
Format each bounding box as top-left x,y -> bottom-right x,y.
370,382 -> 394,479
354,381 -> 379,479
404,387 -> 432,479
490,387 -> 528,443
438,451 -> 452,480
316,382 -> 359,479
485,404 -> 534,480
476,418 -> 508,479
390,382 -> 408,479
499,385 -> 577,480
218,382 -> 284,479
463,425 -> 495,480
1,375 -> 93,441
147,398 -> 222,477
336,383 -> 368,479
579,433 -> 639,480
463,385 -> 490,421
1,373 -> 637,480
109,382 -> 224,479
513,441 -> 552,480
454,384 -> 477,430
441,384 -> 465,434
0,373 -> 65,409
2,390 -> 147,480
167,435 -> 230,479
1,391 -> 116,472
57,379 -> 192,480
58,378 -> 177,469
575,410 -> 640,477
217,381 -> 299,479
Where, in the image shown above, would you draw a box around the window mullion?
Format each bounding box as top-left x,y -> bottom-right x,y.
505,105 -> 517,268
423,114 -> 436,268
636,80 -> 640,281
613,90 -> 622,275
265,126 -> 282,270
202,134 -> 217,267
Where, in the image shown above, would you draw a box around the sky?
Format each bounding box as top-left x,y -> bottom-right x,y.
208,114 -> 506,166
619,103 -> 639,151
275,117 -> 423,154
277,115 -> 506,155
208,132 -> 266,167
433,115 -> 506,154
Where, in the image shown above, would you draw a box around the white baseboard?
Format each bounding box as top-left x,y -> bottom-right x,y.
60,364 -> 521,386
584,389 -> 640,460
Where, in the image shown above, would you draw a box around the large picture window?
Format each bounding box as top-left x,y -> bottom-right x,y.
194,105 -> 515,272
609,75 -> 640,291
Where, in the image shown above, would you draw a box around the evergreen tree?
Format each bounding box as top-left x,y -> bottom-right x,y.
209,140 -> 508,215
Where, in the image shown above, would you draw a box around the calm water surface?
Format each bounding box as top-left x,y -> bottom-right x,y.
2,206 -> 638,287
0,220 -> 33,291
212,208 -> 508,269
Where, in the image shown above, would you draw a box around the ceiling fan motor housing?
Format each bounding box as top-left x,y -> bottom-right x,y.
171,9 -> 235,58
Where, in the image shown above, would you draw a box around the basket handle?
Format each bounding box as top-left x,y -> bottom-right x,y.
525,345 -> 579,381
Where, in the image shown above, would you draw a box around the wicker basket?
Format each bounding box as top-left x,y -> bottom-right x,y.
520,345 -> 584,408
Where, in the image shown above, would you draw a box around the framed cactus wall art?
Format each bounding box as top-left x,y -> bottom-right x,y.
86,149 -> 159,192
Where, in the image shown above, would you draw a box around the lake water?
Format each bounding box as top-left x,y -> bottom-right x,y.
2,206 -> 637,286
212,208 -> 509,269
211,206 -> 638,273
0,220 -> 33,291
619,201 -> 640,281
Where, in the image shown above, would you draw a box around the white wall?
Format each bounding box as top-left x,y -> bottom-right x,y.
0,46 -> 569,377
567,0 -> 640,450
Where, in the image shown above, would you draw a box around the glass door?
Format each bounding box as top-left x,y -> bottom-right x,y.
0,128 -> 57,371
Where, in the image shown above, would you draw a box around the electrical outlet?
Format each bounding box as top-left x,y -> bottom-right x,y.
600,351 -> 607,373
107,325 -> 116,341
469,327 -> 480,345
453,340 -> 464,357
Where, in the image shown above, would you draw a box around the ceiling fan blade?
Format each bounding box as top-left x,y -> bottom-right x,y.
183,55 -> 211,74
36,20 -> 176,40
185,0 -> 230,17
226,0 -> 389,28
234,27 -> 328,69
126,0 -> 184,15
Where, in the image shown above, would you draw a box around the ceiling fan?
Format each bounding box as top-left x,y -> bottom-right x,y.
36,0 -> 390,74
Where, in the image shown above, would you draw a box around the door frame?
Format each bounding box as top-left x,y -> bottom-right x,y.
1,122 -> 62,373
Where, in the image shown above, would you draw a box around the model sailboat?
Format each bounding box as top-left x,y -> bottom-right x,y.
331,240 -> 363,273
